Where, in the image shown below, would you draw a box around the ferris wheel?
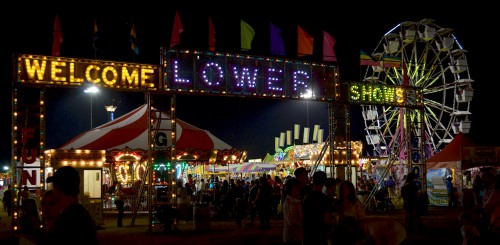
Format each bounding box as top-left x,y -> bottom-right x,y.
361,18 -> 473,159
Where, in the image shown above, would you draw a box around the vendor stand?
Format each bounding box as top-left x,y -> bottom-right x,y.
44,149 -> 107,227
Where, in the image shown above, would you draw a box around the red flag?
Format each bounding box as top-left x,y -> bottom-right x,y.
297,26 -> 313,57
208,16 -> 215,51
322,31 -> 337,62
93,18 -> 98,51
52,15 -> 63,56
170,10 -> 184,49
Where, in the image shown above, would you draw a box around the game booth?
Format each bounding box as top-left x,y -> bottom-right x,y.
426,132 -> 500,207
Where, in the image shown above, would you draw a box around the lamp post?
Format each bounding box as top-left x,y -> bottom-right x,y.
84,86 -> 99,129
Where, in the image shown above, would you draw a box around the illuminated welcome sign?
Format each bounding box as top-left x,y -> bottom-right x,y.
162,50 -> 337,100
17,54 -> 160,91
348,82 -> 411,106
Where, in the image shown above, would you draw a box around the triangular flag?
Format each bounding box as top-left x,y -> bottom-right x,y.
241,20 -> 255,51
270,22 -> 285,56
381,54 -> 401,68
170,10 -> 184,49
297,26 -> 313,57
130,23 -> 139,55
208,16 -> 216,51
93,18 -> 98,52
360,50 -> 379,66
52,15 -> 63,56
322,31 -> 337,62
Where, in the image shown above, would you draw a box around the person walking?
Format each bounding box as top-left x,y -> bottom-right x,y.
114,182 -> 125,227
2,184 -> 12,216
42,166 -> 97,245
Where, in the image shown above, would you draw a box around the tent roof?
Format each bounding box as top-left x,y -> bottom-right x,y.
426,132 -> 476,169
59,104 -> 232,152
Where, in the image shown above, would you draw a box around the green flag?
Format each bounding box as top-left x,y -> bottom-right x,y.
241,20 -> 255,51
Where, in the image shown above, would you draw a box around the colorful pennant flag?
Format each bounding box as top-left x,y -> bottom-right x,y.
170,10 -> 184,49
360,50 -> 379,66
381,55 -> 401,68
52,15 -> 63,56
208,16 -> 216,51
270,22 -> 285,56
130,23 -> 139,55
241,20 -> 255,51
297,26 -> 313,57
93,18 -> 98,52
322,31 -> 337,62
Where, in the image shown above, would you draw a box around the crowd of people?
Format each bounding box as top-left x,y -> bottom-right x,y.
174,167 -> 406,245
2,164 -> 499,245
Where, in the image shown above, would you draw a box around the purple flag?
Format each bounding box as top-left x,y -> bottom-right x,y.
270,22 -> 285,56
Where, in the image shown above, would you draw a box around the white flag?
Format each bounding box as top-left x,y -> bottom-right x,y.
303,127 -> 310,144
294,124 -> 300,140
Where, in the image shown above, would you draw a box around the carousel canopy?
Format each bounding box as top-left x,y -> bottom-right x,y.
59,104 -> 232,153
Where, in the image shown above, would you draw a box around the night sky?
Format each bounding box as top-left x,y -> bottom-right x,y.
1,3 -> 497,165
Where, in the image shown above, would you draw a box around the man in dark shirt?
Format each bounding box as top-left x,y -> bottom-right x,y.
43,166 -> 97,245
302,171 -> 330,245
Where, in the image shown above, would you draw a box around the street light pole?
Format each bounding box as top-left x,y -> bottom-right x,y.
84,86 -> 99,129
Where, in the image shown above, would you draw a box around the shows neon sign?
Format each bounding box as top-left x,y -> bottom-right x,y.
348,82 -> 415,106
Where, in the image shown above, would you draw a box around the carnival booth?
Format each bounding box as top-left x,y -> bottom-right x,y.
43,149 -> 107,226
425,132 -> 484,207
56,104 -> 244,216
269,140 -> 363,180
58,104 -> 243,184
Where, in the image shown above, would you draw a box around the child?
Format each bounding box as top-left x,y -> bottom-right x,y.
458,211 -> 480,245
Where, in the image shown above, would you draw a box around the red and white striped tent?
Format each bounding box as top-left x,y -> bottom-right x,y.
59,104 -> 238,162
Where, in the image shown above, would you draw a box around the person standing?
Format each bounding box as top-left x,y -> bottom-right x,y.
458,211 -> 481,245
114,182 -> 125,227
247,178 -> 260,227
446,176 -> 456,208
41,190 -> 57,232
401,172 -> 423,234
176,181 -> 189,222
302,171 -> 330,245
255,176 -> 274,230
386,176 -> 396,199
333,180 -> 366,222
20,185 -> 30,200
472,175 -> 483,210
42,166 -> 97,245
282,177 -> 303,245
2,184 -> 12,216
293,167 -> 311,199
